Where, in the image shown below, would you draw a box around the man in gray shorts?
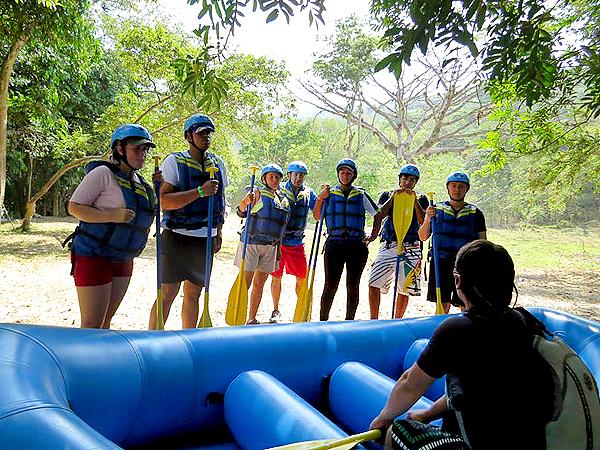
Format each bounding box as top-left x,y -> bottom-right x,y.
235,163 -> 289,324
147,114 -> 228,329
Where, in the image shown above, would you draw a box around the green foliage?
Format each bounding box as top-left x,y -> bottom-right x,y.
312,16 -> 380,94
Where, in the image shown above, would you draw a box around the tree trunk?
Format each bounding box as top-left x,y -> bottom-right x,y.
20,151 -> 109,231
0,30 -> 32,210
52,190 -> 60,216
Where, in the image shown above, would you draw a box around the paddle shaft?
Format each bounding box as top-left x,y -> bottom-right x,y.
391,192 -> 415,318
427,193 -> 445,315
153,157 -> 164,330
199,167 -> 219,328
268,429 -> 382,450
305,203 -> 326,320
293,209 -> 320,322
229,167 -> 259,324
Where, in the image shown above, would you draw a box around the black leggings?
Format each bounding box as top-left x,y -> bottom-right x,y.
319,239 -> 369,321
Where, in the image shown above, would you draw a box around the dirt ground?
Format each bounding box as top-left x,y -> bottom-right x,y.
0,216 -> 598,329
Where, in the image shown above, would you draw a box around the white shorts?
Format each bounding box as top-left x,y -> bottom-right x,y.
234,242 -> 279,273
368,241 -> 422,296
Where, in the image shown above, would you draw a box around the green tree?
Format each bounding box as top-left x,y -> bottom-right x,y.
0,0 -> 93,210
304,16 -> 492,162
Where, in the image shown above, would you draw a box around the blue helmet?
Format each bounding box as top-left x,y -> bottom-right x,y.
261,163 -> 284,179
336,158 -> 357,175
287,161 -> 308,174
183,114 -> 215,137
446,171 -> 470,186
111,124 -> 155,149
399,164 -> 420,180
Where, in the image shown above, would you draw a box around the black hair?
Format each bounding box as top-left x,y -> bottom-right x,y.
454,240 -> 517,315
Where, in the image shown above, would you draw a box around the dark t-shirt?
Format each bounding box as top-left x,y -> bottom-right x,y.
417,308 -> 554,450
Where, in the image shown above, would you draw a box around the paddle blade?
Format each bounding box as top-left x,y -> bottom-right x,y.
199,291 -> 212,328
435,287 -> 445,315
266,429 -> 381,450
226,262 -> 248,325
293,275 -> 310,322
392,192 -> 416,252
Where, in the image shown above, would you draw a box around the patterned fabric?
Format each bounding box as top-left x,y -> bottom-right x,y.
368,242 -> 422,295
71,161 -> 155,262
162,151 -> 225,230
390,419 -> 469,450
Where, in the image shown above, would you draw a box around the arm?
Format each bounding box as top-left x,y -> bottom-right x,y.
415,196 -> 426,225
370,363 -> 436,431
237,188 -> 260,216
68,202 -> 133,224
418,206 -> 435,241
407,395 -> 449,423
313,185 -> 330,220
160,180 -> 219,211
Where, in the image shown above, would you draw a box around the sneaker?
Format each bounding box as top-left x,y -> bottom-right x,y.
269,310 -> 281,323
246,319 -> 260,325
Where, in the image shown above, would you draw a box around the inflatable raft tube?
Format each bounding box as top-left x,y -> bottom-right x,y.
0,307 -> 597,449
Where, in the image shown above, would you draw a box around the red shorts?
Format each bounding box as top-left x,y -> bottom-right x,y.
271,244 -> 307,278
72,254 -> 133,287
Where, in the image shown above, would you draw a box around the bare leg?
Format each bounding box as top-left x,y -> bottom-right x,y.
294,276 -> 303,296
394,293 -> 409,319
101,276 -> 131,329
271,275 -> 282,311
181,281 -> 203,328
369,285 -> 381,319
77,283 -> 112,329
148,282 -> 181,329
248,271 -> 269,322
443,302 -> 451,314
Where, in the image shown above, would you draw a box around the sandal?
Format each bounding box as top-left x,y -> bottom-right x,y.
246,319 -> 260,325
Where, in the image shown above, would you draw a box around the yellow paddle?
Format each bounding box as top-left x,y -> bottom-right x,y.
153,156 -> 165,331
266,429 -> 381,450
427,192 -> 446,315
198,166 -> 219,328
293,207 -> 325,322
225,165 -> 260,326
391,191 -> 416,316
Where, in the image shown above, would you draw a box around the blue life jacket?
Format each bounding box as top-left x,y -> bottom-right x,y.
324,186 -> 367,241
70,161 -> 156,262
163,152 -> 225,230
246,186 -> 290,245
380,192 -> 424,244
281,180 -> 315,246
433,201 -> 479,259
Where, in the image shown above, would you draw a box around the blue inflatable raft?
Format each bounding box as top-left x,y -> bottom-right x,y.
0,307 -> 598,449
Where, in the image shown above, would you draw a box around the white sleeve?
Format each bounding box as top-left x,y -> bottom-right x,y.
160,154 -> 179,187
363,192 -> 379,216
216,156 -> 229,188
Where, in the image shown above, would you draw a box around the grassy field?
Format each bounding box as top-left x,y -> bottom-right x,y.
1,217 -> 599,325
3,218 -> 598,270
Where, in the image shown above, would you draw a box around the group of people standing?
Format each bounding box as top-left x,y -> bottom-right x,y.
66,113 -> 486,329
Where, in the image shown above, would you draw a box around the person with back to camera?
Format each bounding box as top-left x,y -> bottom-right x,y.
67,124 -> 158,329
418,171 -> 486,314
370,239 -> 557,450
